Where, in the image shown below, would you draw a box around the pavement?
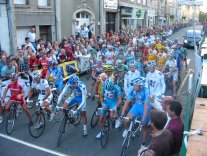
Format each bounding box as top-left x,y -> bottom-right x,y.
0,25 -> 203,156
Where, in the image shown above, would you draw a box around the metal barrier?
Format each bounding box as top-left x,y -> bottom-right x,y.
180,40 -> 203,156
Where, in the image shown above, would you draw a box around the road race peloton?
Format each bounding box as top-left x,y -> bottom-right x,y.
0,23 -> 187,155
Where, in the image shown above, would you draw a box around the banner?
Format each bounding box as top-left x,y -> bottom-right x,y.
78,54 -> 91,72
104,0 -> 118,9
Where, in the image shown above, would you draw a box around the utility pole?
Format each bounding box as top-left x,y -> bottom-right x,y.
157,0 -> 160,25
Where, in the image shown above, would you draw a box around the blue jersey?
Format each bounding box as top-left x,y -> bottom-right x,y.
66,81 -> 87,99
127,87 -> 150,105
102,85 -> 121,105
136,61 -> 144,76
49,67 -> 63,82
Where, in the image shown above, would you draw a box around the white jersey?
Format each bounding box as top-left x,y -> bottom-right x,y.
146,70 -> 166,97
165,59 -> 177,70
104,51 -> 115,65
124,70 -> 140,96
31,79 -> 52,99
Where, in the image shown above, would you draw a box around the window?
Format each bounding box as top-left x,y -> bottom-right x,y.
38,0 -> 48,6
76,12 -> 89,19
14,0 -> 26,4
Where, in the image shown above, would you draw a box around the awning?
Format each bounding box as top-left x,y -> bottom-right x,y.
121,17 -> 144,20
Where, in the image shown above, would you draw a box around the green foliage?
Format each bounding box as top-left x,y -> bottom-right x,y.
199,11 -> 207,22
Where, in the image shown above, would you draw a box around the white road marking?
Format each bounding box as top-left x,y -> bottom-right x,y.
0,133 -> 69,156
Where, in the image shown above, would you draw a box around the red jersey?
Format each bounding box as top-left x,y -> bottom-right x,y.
7,82 -> 23,98
30,58 -> 38,70
39,58 -> 48,70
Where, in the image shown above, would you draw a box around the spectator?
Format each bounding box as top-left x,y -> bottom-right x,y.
46,42 -> 52,52
74,46 -> 82,59
88,21 -> 94,39
37,39 -> 43,51
0,54 -> 7,72
57,49 -> 67,63
38,52 -> 48,78
75,21 -> 80,39
30,53 -> 38,71
63,42 -> 74,60
50,49 -> 58,63
19,55 -> 30,74
166,100 -> 184,156
17,49 -> 24,64
138,110 -> 174,156
1,59 -> 16,80
46,50 -> 52,62
27,26 -> 36,50
53,41 -> 61,56
25,37 -> 36,53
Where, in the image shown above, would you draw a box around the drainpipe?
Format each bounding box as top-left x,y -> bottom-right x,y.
7,0 -> 16,54
54,0 -> 58,41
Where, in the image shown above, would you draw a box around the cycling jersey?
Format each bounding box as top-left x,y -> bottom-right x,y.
101,84 -> 121,109
165,59 -> 178,81
127,87 -> 150,125
136,61 -> 144,77
148,49 -> 157,61
48,67 -> 64,92
59,81 -> 87,111
124,52 -> 135,64
116,64 -> 128,73
124,70 -> 140,96
31,79 -> 53,103
146,70 -> 166,97
6,81 -> 25,105
104,51 -> 115,65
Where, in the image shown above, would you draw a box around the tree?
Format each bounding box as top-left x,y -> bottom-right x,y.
199,11 -> 207,22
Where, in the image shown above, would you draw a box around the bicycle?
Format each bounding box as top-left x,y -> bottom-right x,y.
28,100 -> 46,138
27,89 -> 39,109
49,83 -> 63,122
97,107 -> 116,148
121,116 -> 142,156
56,104 -> 82,147
5,101 -> 20,135
90,104 -> 101,128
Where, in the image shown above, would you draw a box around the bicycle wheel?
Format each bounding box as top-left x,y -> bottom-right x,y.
29,92 -> 38,109
54,109 -> 64,122
90,109 -> 99,128
57,116 -> 67,147
6,110 -> 16,135
121,131 -> 131,156
100,118 -> 110,148
29,111 -> 45,138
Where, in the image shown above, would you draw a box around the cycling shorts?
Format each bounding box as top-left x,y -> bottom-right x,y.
99,102 -> 116,115
38,94 -> 53,105
128,103 -> 151,126
55,80 -> 64,92
65,97 -> 86,111
172,72 -> 178,81
10,96 -> 25,106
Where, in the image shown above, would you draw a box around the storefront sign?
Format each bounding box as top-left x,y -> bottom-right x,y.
147,10 -> 155,17
120,7 -> 132,17
104,0 -> 118,9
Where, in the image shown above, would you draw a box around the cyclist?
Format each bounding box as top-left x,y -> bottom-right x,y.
103,65 -> 115,80
124,62 -> 140,97
46,61 -> 64,94
156,49 -> 167,71
2,73 -> 31,123
96,78 -> 122,138
96,73 -> 108,105
104,46 -> 115,65
27,71 -> 54,121
163,52 -> 178,97
58,75 -> 88,136
87,59 -> 104,99
121,77 -> 150,148
146,61 -> 166,110
179,45 -> 188,71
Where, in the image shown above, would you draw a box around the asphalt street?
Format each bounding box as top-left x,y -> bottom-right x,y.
0,25 -> 203,156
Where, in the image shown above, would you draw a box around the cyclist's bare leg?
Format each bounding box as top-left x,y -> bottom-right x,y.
21,104 -> 31,120
123,113 -> 134,128
173,80 -> 177,95
81,111 -> 87,125
43,101 -> 52,114
142,126 -> 149,144
5,101 -> 13,112
98,115 -> 104,128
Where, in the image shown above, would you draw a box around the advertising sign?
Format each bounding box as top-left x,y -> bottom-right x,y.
104,0 -> 118,9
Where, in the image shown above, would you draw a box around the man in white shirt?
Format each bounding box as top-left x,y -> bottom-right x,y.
27,27 -> 36,50
75,21 -> 80,39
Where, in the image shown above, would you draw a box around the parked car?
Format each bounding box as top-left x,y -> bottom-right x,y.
183,30 -> 202,48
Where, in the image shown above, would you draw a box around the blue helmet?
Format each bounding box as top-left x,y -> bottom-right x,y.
104,78 -> 113,90
147,61 -> 157,67
33,71 -> 41,79
130,77 -> 146,86
68,75 -> 79,85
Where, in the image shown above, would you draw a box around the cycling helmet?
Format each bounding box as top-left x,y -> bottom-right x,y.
48,61 -> 57,67
10,73 -> 18,80
68,75 -> 79,85
147,61 -> 157,67
104,65 -> 114,72
98,73 -> 108,83
33,71 -> 41,79
129,62 -> 136,67
115,60 -> 122,66
131,77 -> 146,86
104,78 -> 113,90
